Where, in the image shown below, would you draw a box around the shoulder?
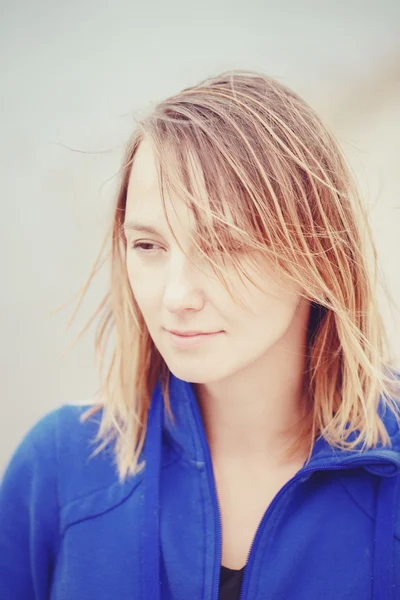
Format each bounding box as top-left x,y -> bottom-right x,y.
1,403 -> 121,508
0,405 -> 138,597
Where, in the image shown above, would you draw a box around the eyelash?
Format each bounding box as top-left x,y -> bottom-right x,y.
130,241 -> 244,258
131,241 -> 163,253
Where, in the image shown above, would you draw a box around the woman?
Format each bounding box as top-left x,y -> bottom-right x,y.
1,70 -> 400,600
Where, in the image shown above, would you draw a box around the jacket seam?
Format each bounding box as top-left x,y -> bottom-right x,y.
60,476 -> 145,537
58,446 -> 181,515
328,474 -> 400,543
59,451 -> 183,536
336,473 -> 375,522
60,472 -> 145,521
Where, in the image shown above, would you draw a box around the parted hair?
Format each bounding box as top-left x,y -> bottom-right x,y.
72,70 -> 400,481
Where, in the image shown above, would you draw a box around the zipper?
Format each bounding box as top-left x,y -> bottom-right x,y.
238,461 -> 368,600
189,398 -> 394,600
238,454 -> 397,600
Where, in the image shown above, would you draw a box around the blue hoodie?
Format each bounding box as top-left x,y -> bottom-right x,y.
1,373 -> 400,600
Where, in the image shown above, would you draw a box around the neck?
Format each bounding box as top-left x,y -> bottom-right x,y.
194,303 -> 311,466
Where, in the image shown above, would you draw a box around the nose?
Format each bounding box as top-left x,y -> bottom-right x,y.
163,253 -> 205,314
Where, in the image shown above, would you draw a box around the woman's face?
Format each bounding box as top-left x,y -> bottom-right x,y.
124,138 -> 308,384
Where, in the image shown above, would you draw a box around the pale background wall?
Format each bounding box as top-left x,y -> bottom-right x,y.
1,0 -> 399,473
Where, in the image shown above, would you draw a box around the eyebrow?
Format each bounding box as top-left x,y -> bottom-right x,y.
122,221 -> 162,236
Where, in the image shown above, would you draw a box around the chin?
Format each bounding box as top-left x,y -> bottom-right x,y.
165,359 -> 230,385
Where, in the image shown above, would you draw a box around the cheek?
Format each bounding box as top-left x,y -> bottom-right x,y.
126,266 -> 160,318
234,279 -> 302,336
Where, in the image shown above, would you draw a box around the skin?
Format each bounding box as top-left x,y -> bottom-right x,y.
124,136 -> 312,568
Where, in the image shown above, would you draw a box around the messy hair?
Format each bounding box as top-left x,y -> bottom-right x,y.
74,70 -> 400,481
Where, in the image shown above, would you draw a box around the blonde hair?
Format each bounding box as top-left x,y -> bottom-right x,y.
73,69 -> 400,481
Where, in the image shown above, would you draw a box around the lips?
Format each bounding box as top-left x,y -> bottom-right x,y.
167,330 -> 221,337
166,330 -> 224,349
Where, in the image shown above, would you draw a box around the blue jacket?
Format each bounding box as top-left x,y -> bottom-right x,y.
1,373 -> 400,600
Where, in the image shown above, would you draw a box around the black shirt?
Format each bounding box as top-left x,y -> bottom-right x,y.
219,564 -> 245,600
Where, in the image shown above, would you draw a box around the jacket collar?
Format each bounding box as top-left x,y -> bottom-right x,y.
163,373 -> 400,476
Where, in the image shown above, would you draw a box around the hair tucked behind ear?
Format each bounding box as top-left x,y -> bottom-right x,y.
69,69 -> 400,481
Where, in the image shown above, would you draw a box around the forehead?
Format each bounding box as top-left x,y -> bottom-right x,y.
125,137 -> 198,235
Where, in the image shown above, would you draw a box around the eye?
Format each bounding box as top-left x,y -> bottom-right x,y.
132,241 -> 163,253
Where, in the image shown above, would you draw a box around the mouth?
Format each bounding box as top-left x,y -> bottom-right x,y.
166,329 -> 224,349
167,329 -> 222,337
